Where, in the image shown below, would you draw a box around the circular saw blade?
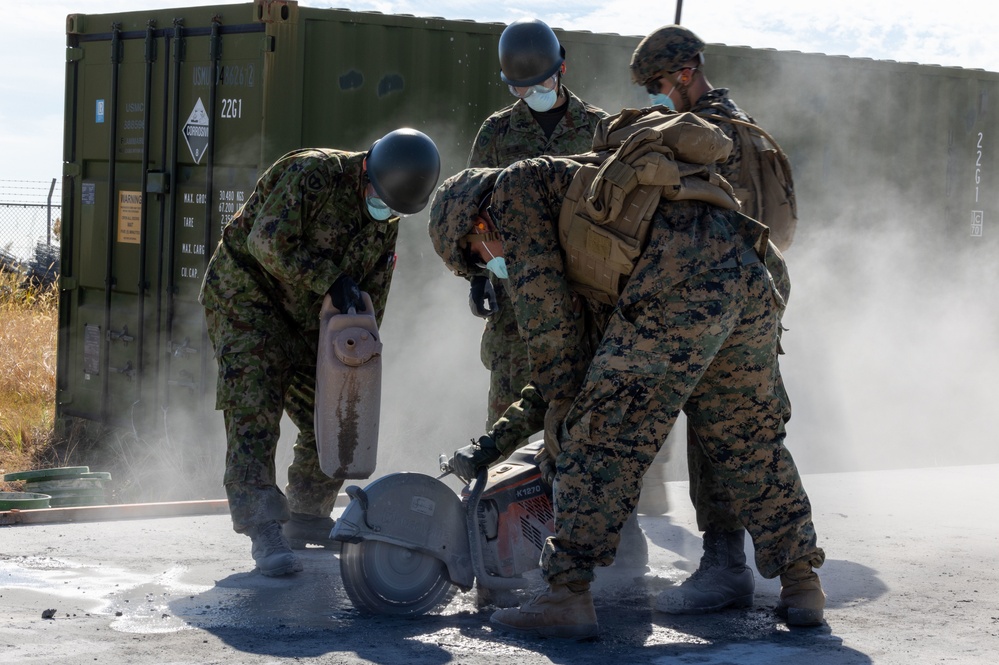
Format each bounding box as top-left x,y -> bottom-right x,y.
340,539 -> 455,616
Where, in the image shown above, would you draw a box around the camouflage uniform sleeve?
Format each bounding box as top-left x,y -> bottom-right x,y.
467,115 -> 502,168
357,222 -> 399,326
491,156 -> 589,403
244,154 -> 345,297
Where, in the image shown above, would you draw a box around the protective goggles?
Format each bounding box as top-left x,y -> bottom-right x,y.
644,66 -> 699,95
508,73 -> 558,99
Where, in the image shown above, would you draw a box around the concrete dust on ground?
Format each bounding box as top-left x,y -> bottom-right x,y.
2,464 -> 997,664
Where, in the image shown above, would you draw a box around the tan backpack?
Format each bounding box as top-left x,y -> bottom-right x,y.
558,108 -> 740,305
697,105 -> 798,250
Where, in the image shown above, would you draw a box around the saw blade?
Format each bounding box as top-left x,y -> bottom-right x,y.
340,539 -> 454,615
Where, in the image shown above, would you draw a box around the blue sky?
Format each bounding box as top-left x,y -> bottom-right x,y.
2,0 -> 995,183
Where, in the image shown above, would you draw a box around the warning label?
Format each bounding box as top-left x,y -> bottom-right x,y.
117,191 -> 142,244
183,98 -> 210,164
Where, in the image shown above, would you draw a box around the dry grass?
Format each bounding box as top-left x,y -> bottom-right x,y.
0,267 -> 60,490
1,266 -> 226,502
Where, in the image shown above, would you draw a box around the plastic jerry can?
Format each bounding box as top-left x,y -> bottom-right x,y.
315,291 -> 382,479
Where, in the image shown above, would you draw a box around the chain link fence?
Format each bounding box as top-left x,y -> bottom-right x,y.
0,179 -> 61,283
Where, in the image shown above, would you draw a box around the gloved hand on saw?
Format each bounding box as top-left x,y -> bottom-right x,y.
534,447 -> 556,488
449,434 -> 502,483
535,397 -> 573,487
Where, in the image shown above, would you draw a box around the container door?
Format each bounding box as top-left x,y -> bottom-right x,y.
59,4 -> 273,431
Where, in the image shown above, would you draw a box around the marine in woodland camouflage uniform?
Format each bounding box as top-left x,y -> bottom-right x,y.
199,148 -> 399,534
468,72 -> 606,428
428,155 -> 821,617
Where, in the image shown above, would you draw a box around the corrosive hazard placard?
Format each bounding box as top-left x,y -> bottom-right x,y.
183,98 -> 210,164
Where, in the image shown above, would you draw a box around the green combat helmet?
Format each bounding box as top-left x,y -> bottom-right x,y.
427,168 -> 501,277
629,25 -> 706,88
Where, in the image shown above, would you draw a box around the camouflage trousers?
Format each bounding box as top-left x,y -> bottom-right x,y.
542,262 -> 824,585
206,310 -> 344,534
480,285 -> 533,428
686,364 -> 792,532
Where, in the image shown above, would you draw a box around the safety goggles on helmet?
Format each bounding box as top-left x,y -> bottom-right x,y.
508,73 -> 558,99
644,65 -> 700,95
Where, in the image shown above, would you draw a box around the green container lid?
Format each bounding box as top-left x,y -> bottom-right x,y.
3,466 -> 90,482
27,487 -> 104,499
0,492 -> 52,510
25,478 -> 105,492
48,495 -> 107,508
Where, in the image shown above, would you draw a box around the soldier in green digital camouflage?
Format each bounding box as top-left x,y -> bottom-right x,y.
199,129 -> 440,577
630,24 -> 800,617
427,155 -> 824,638
467,18 -> 607,429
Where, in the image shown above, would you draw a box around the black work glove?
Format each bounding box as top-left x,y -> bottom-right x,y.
450,435 -> 503,483
328,274 -> 364,313
468,275 -> 499,319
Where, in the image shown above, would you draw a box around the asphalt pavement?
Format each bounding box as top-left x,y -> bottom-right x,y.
2,464 -> 997,664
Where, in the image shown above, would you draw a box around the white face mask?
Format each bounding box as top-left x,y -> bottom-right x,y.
525,87 -> 559,112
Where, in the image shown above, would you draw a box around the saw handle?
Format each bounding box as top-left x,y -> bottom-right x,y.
438,454 -> 453,477
345,485 -> 376,530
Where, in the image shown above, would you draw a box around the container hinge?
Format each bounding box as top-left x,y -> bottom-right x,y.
61,276 -> 79,291
107,325 -> 134,346
146,171 -> 170,194
66,46 -> 84,63
169,337 -> 200,357
109,360 -> 136,379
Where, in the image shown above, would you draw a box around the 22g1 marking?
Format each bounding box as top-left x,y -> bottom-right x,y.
221,98 -> 242,119
976,132 -> 983,203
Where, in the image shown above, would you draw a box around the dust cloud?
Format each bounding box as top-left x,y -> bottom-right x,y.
366,40 -> 999,484
227,33 -> 999,503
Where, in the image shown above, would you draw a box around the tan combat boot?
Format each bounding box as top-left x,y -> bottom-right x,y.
490,583 -> 599,639
776,560 -> 825,626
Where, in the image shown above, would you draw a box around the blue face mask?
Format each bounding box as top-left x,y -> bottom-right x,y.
366,196 -> 393,221
485,256 -> 509,280
649,83 -> 676,111
649,93 -> 675,111
525,87 -> 559,112
480,245 -> 509,279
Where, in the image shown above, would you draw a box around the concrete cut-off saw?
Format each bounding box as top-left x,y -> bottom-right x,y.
330,441 -> 554,615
